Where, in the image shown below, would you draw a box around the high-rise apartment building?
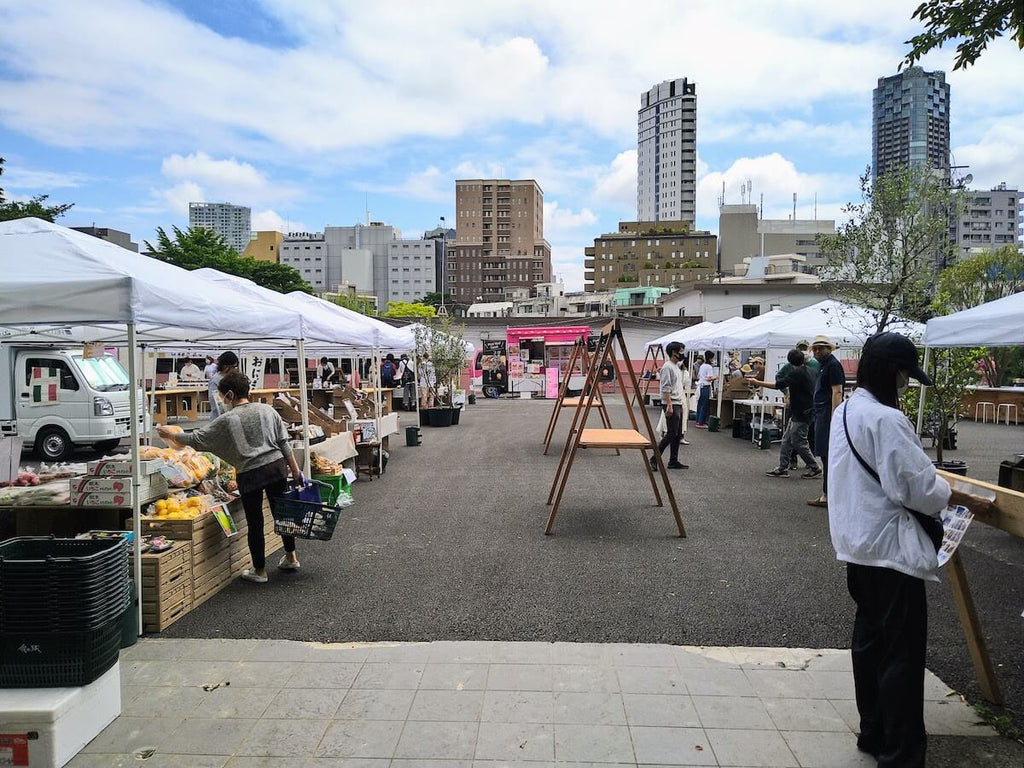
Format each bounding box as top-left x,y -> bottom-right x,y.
637,78 -> 697,225
956,183 -> 1021,258
872,67 -> 950,181
583,221 -> 715,292
188,202 -> 251,253
387,240 -> 436,303
450,180 -> 552,310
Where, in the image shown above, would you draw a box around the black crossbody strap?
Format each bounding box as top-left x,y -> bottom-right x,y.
842,406 -> 880,483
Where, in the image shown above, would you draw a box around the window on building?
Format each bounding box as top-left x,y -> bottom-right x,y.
742,304 -> 761,319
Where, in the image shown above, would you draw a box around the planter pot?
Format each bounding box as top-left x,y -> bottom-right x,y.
451,407 -> 462,425
420,409 -> 433,427
468,394 -> 477,405
642,394 -> 651,405
432,408 -> 454,427
934,460 -> 968,476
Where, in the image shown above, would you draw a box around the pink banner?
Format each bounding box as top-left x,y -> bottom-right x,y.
546,367 -> 559,398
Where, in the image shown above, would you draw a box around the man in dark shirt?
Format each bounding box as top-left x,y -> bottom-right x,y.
809,335 -> 846,507
751,349 -> 820,478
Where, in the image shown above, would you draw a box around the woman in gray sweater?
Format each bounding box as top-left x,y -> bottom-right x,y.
158,370 -> 302,583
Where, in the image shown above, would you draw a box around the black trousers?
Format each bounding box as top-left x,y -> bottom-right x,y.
847,563 -> 928,768
239,478 -> 295,571
657,406 -> 683,463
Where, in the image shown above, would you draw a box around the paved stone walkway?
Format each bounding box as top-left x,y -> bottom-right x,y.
67,638 -> 1001,767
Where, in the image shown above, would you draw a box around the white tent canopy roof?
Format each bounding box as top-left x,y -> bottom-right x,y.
709,300 -> 924,351
684,316 -> 751,350
645,321 -> 717,349
283,291 -> 412,351
0,219 -> 306,344
923,292 -> 1024,348
697,309 -> 789,350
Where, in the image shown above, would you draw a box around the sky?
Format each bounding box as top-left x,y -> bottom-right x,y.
1,0 -> 1022,292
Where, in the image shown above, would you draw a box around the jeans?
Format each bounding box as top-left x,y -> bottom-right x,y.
847,563 -> 928,768
696,385 -> 711,424
239,477 -> 295,571
403,381 -> 416,410
657,406 -> 683,463
779,419 -> 816,470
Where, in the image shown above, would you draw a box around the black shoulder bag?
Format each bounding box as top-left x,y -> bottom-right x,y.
842,405 -> 944,552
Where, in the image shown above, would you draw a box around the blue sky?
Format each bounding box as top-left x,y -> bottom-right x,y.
1,0 -> 1022,291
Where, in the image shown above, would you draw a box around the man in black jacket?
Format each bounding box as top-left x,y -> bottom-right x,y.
750,349 -> 821,478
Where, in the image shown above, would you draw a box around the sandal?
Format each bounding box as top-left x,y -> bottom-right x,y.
278,555 -> 301,571
240,568 -> 268,583
806,497 -> 829,508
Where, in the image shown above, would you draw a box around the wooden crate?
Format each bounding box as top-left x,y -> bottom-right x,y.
142,575 -> 192,633
137,541 -> 192,591
192,560 -> 232,608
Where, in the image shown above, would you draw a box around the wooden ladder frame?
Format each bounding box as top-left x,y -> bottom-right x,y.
541,337 -> 616,455
639,343 -> 666,404
545,319 -> 685,537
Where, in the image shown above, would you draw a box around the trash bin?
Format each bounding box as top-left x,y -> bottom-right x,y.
405,425 -> 421,446
708,416 -> 720,433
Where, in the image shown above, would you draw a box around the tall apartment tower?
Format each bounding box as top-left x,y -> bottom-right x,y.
872,67 -> 950,181
637,78 -> 697,226
450,180 -> 552,310
188,202 -> 252,253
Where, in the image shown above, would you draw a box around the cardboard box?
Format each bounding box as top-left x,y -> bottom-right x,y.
86,458 -> 165,477
71,474 -> 168,496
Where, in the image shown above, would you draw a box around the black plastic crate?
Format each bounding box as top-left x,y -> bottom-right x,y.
0,537 -> 128,575
0,613 -> 122,688
1,583 -> 130,632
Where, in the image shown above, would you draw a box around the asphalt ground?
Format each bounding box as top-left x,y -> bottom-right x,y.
154,398 -> 1024,739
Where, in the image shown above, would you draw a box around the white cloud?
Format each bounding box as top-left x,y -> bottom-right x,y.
160,181 -> 204,216
0,166 -> 88,190
550,244 -> 587,292
162,152 -> 266,190
543,201 -> 597,242
592,150 -> 637,212
953,114 -> 1024,192
251,209 -> 307,234
696,153 -> 848,228
358,166 -> 449,204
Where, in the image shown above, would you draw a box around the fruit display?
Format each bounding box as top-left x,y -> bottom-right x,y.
140,444 -> 214,487
0,470 -> 40,488
145,492 -> 210,520
0,480 -> 71,506
310,452 -> 345,476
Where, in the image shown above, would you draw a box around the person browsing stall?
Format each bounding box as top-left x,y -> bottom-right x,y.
207,351 -> 237,419
808,335 -> 844,508
828,332 -> 993,768
157,370 -> 303,584
694,351 -> 717,428
751,349 -> 820,479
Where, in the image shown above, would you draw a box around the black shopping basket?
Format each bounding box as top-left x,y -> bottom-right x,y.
270,480 -> 343,541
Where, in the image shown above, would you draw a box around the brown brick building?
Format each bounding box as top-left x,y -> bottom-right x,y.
449,179 -> 552,311
584,221 -> 715,292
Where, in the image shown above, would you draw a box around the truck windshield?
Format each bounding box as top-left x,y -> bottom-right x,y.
72,355 -> 130,392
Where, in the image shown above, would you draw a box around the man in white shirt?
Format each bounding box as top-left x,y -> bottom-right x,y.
650,341 -> 688,470
694,350 -> 717,428
316,357 -> 338,385
179,358 -> 202,381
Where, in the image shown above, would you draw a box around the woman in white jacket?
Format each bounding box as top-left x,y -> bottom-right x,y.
828,333 -> 992,768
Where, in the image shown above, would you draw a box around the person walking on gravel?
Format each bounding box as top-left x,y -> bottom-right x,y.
808,335 -> 844,508
651,341 -> 688,470
750,349 -> 820,479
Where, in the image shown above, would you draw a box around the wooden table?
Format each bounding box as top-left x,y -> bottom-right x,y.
250,387 -> 299,406
309,387 -> 395,415
579,428 -> 651,448
963,386 -> 1024,424
149,387 -> 206,425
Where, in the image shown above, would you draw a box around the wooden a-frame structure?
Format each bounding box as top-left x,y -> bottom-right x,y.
639,343 -> 666,403
541,336 -> 616,455
545,319 -> 685,537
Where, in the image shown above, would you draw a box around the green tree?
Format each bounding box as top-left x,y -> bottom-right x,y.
144,225 -> 311,294
904,0 -> 1024,71
328,292 -> 375,315
413,316 -> 470,409
381,301 -> 436,319
0,157 -> 74,222
934,246 -> 1024,386
818,166 -> 965,332
417,291 -> 451,308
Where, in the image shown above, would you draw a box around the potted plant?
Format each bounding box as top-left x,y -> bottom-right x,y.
414,317 -> 470,428
914,346 -> 983,475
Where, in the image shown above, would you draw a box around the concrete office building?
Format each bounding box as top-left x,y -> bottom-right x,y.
637,78 -> 697,225
957,183 -> 1021,257
241,230 -> 284,262
583,220 -> 715,292
279,232 -> 373,296
71,226 -> 138,252
450,179 -> 552,311
387,239 -> 436,303
872,67 -> 950,181
718,205 -> 835,274
423,226 -> 455,298
188,202 -> 251,253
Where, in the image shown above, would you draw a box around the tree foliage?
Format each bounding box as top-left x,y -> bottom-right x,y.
328,292 -> 375,315
381,301 -> 436,319
818,166 -> 965,333
144,225 -> 311,294
417,291 -> 451,308
0,157 -> 74,223
413,316 -> 470,408
903,0 -> 1024,71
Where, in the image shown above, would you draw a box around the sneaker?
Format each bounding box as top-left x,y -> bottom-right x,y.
789,462 -> 798,470
802,466 -> 823,479
241,568 -> 268,583
649,456 -> 659,471
766,467 -> 790,478
680,437 -> 691,445
666,461 -> 688,469
695,423 -> 708,429
278,555 -> 301,571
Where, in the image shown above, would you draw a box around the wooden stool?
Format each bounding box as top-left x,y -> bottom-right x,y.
975,402 -> 995,423
997,403 -> 1018,426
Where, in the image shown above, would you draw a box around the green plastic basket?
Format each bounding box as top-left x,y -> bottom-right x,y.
312,474 -> 352,506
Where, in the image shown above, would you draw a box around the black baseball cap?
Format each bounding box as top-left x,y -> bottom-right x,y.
863,332 -> 932,385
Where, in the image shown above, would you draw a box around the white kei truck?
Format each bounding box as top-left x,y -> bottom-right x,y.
0,344 -> 145,460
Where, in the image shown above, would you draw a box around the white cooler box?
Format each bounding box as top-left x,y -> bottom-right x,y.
0,663 -> 120,768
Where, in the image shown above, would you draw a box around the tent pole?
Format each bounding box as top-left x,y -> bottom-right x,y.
716,346 -> 724,419
296,339 -> 312,478
916,346 -> 931,436
373,347 -> 383,475
126,323 -> 143,635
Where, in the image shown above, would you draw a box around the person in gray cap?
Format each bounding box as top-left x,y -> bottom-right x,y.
807,335 -> 844,507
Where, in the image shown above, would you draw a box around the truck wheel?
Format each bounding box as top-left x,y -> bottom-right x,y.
93,439 -> 122,453
36,426 -> 74,461
483,385 -> 501,399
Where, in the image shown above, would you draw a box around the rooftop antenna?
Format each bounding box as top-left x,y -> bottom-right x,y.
814,193 -> 817,221
792,193 -> 797,223
365,194 -> 369,226
746,180 -> 752,207
759,193 -> 764,220
722,180 -> 726,207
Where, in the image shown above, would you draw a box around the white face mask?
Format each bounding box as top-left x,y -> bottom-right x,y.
897,372 -> 910,396
221,395 -> 235,412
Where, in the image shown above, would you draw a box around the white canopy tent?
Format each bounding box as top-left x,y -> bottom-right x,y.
0,219 -> 346,632
923,292 -> 1024,348
645,321 -> 717,350
695,309 -> 789,350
